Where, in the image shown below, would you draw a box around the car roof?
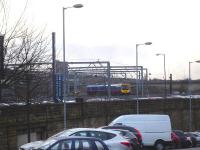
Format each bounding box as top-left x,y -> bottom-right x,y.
53,136 -> 104,141
56,128 -> 120,136
106,129 -> 137,136
102,125 -> 137,131
111,114 -> 170,122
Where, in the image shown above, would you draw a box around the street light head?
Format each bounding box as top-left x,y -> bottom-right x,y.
145,42 -> 152,45
156,53 -> 161,56
73,4 -> 83,8
195,60 -> 200,63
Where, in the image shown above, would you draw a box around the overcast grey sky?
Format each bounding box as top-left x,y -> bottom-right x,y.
6,0 -> 200,80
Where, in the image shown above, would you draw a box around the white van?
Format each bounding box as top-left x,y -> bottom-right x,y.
109,114 -> 172,150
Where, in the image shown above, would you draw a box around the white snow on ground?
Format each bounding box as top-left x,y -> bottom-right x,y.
169,95 -> 200,99
1,95 -> 200,107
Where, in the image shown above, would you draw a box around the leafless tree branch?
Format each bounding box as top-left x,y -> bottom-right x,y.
1,0 -> 52,102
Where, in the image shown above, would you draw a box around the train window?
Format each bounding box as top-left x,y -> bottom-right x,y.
111,86 -> 119,90
121,85 -> 129,90
98,86 -> 103,91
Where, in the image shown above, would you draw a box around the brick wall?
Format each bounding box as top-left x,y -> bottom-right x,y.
0,98 -> 200,150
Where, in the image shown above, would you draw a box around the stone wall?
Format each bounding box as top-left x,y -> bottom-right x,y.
0,98 -> 200,150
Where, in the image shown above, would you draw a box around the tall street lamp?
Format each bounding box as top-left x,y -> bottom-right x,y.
188,60 -> 200,131
156,53 -> 167,99
136,42 -> 152,114
63,4 -> 83,130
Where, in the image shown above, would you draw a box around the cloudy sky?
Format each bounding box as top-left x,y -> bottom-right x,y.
6,0 -> 200,80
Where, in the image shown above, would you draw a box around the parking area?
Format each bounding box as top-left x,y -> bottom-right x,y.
143,147 -> 200,150
19,114 -> 200,150
174,148 -> 200,150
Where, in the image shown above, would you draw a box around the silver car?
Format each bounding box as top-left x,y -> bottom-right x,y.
187,132 -> 200,147
19,128 -> 133,150
33,136 -> 109,150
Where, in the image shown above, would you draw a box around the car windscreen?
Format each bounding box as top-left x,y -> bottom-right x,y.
110,130 -> 135,139
174,131 -> 184,137
72,131 -> 116,141
48,130 -> 74,139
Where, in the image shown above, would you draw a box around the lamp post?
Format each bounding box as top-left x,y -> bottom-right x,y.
188,60 -> 200,131
136,42 -> 152,114
63,4 -> 83,130
156,53 -> 167,99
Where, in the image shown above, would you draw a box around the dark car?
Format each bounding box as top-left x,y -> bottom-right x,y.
173,130 -> 192,148
33,136 -> 109,150
184,132 -> 200,147
171,132 -> 181,148
101,125 -> 143,149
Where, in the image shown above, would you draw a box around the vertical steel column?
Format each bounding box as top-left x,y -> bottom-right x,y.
136,44 -> 139,114
156,53 -> 167,99
188,61 -> 192,132
107,62 -> 111,100
74,72 -> 77,95
62,7 -> 67,130
145,68 -> 149,97
169,74 -> 172,95
164,54 -> 167,99
0,35 -> 4,102
52,32 -> 56,102
66,62 -> 69,96
141,67 -> 144,97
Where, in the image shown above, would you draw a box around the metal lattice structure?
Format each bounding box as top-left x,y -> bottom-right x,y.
55,61 -> 149,100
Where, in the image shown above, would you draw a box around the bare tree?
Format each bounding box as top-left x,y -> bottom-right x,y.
0,0 -> 52,102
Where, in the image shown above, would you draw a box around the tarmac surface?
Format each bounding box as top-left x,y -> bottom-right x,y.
174,148 -> 200,150
144,147 -> 200,150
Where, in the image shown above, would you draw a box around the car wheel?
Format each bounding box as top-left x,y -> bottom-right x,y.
155,141 -> 165,150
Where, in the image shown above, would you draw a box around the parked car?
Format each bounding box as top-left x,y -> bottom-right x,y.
19,128 -> 134,150
100,125 -> 143,149
171,132 -> 181,148
109,114 -> 172,150
194,131 -> 200,137
184,132 -> 200,147
102,128 -> 141,150
31,136 -> 109,150
173,130 -> 192,148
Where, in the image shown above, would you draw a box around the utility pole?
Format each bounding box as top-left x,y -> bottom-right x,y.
156,53 -> 167,99
169,74 -> 172,95
0,35 -> 4,102
52,32 -> 56,102
26,71 -> 31,143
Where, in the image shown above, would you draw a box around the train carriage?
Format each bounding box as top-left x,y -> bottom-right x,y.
86,83 -> 131,96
